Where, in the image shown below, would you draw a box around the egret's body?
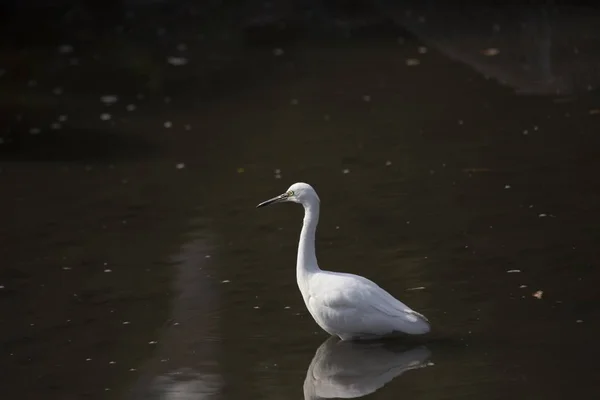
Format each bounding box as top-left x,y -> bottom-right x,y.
257,182 -> 430,341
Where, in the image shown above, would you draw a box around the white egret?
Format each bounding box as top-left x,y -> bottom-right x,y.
256,182 -> 431,341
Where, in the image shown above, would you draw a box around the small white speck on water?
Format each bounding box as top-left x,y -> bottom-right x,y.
520,285 -> 527,288
50,122 -> 61,130
418,46 -> 428,54
253,306 -> 260,309
101,95 -> 118,105
100,113 -> 112,121
221,280 -> 230,283
176,163 -> 185,169
167,56 -> 188,66
62,266 -> 71,270
58,44 -> 74,54
148,341 -> 158,344
523,129 -> 529,135
482,48 -> 500,56
538,213 -> 547,218
458,119 -> 464,125
274,168 -> 281,174
53,87 -> 63,95
160,359 -> 168,363
363,95 -> 371,102
342,169 -> 350,174
85,358 -> 92,361
406,58 -> 420,66
58,115 -> 68,122
406,221 -> 411,224
109,361 -> 116,365
284,306 -> 291,309
129,368 -> 137,372
205,255 -> 211,259
576,319 -> 583,323
385,160 -> 392,166
105,388 -> 111,391
504,184 -> 511,189
275,174 -> 282,179
507,269 -> 521,273
273,48 -> 284,56
407,286 -> 425,291
0,285 -> 4,289
176,43 -> 188,51
184,124 -> 191,130
126,104 -> 136,111
122,321 -> 130,325
173,322 -> 180,326
164,121 -> 172,128
290,98 -> 299,105
29,128 -> 41,135
104,269 -> 112,273
533,125 -> 539,131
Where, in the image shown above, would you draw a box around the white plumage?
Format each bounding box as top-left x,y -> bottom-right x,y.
257,182 -> 430,341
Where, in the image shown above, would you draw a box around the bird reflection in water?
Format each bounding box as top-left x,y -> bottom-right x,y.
303,336 -> 432,400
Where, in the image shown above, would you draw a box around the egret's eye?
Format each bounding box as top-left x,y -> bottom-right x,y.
287,190 -> 294,196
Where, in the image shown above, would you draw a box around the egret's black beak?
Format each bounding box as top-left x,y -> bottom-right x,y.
256,193 -> 288,208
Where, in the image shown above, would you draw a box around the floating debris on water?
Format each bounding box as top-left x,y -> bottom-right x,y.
532,290 -> 543,299
538,213 -> 547,218
58,115 -> 68,122
58,44 -> 74,54
418,46 -> 428,54
406,58 -> 420,66
101,95 -> 118,105
184,124 -> 191,130
407,286 -> 426,291
148,341 -> 158,344
176,163 -> 185,169
164,121 -> 172,128
104,269 -> 112,273
177,43 -> 188,52
482,48 -> 500,56
385,160 -> 392,166
363,95 -> 371,102
520,285 -> 527,288
342,169 -> 350,174
237,167 -> 245,173
504,184 -> 511,189
576,319 -> 583,323
100,113 -> 112,121
167,56 -> 188,66
221,280 -> 230,283
50,122 -> 61,130
507,269 -> 521,273
126,104 -> 136,111
122,321 -> 130,325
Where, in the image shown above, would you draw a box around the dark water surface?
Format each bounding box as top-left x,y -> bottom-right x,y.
1,1 -> 600,399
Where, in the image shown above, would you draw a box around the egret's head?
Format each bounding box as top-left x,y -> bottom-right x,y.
256,182 -> 320,208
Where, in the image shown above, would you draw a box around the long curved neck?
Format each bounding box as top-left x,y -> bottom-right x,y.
297,199 -> 321,284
